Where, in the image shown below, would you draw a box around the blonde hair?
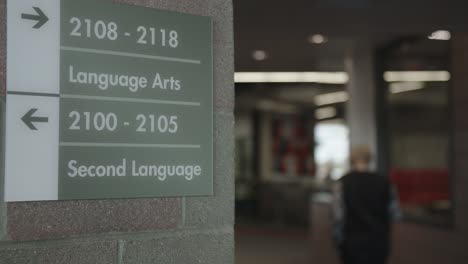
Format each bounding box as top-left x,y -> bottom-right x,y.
350,145 -> 372,166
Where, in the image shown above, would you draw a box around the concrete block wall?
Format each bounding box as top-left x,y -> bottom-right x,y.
0,0 -> 234,263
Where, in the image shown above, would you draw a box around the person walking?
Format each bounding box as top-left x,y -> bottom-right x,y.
332,145 -> 400,264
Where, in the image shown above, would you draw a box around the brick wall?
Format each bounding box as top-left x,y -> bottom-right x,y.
0,0 -> 234,263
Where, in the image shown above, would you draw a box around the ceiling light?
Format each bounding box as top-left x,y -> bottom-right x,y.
428,30 -> 451,41
314,91 -> 349,106
252,50 -> 268,61
384,71 -> 450,82
389,82 -> 425,94
308,34 -> 328,44
234,72 -> 348,84
315,107 -> 337,120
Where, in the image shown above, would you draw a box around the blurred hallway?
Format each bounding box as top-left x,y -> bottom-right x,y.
233,1 -> 468,264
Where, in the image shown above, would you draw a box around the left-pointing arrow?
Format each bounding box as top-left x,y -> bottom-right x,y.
21,7 -> 49,29
21,108 -> 49,130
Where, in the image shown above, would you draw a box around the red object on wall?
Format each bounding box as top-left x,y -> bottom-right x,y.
389,169 -> 450,206
272,117 -> 315,177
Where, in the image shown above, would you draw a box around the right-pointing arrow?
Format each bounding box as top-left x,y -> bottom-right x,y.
21,7 -> 49,29
21,108 -> 49,130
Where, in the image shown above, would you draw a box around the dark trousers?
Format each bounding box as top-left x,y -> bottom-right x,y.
339,239 -> 389,264
341,249 -> 387,264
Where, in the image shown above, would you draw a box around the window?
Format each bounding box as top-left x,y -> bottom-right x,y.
378,35 -> 452,226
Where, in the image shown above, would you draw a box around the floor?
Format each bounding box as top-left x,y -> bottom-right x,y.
235,225 -> 314,264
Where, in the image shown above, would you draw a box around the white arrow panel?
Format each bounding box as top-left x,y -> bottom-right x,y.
5,95 -> 59,201
6,0 -> 60,201
7,0 -> 60,94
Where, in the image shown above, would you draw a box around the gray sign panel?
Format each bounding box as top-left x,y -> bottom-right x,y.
5,0 -> 213,201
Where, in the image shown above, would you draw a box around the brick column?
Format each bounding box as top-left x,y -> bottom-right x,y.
452,33 -> 468,236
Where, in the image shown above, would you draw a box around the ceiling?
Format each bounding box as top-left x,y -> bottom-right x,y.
233,0 -> 468,72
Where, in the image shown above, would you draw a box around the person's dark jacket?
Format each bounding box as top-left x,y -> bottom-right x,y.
333,171 -> 400,261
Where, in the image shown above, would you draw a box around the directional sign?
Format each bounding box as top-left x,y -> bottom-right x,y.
5,0 -> 213,201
